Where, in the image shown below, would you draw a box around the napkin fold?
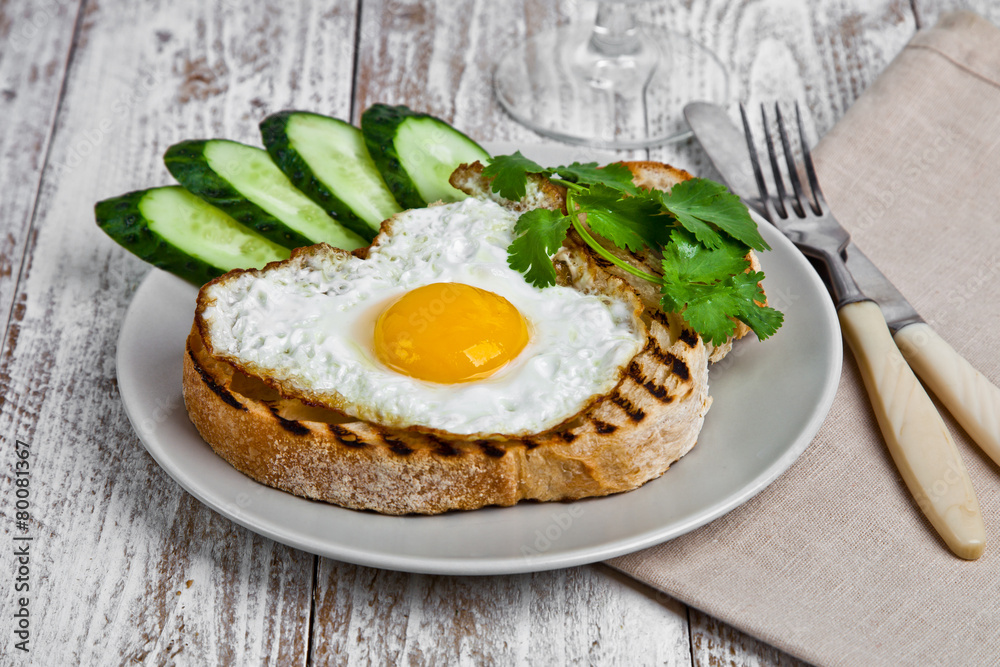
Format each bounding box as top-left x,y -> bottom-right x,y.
608,11 -> 1000,666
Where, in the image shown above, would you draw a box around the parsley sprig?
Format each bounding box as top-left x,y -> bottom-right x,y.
482,152 -> 784,346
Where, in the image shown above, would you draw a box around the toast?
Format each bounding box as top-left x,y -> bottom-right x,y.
182,162 -> 752,514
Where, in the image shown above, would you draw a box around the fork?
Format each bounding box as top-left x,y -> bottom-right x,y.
741,102 -> 986,560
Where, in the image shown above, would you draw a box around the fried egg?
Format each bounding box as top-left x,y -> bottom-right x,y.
198,197 -> 645,436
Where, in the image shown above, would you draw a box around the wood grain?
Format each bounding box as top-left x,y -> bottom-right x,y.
310,561 -> 693,666
353,0 -> 571,141
646,0 -> 917,170
0,0 -> 83,345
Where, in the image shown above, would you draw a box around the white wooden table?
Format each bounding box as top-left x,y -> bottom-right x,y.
1,0 -> 992,664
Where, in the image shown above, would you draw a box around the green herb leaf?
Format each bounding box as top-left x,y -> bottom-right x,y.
507,208 -> 572,288
659,178 -> 770,252
492,153 -> 785,345
733,280 -> 785,340
661,226 -> 750,279
574,185 -> 670,253
482,151 -> 546,201
554,162 -> 638,194
659,229 -> 782,344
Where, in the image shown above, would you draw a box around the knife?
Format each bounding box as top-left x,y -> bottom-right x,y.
684,102 -> 1000,472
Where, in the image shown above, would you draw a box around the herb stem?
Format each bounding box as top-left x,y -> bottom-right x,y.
551,178 -> 586,193
567,208 -> 663,285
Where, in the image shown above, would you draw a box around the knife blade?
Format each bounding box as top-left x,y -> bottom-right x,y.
684,100 -> 1000,479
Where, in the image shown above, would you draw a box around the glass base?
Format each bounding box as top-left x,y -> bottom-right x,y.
494,24 -> 730,149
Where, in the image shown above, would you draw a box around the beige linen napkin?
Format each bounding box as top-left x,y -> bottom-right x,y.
609,11 -> 1000,667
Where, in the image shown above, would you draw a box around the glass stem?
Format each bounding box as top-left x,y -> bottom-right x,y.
590,2 -> 642,57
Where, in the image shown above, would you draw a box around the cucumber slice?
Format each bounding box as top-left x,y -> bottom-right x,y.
260,111 -> 401,240
362,104 -> 491,209
164,139 -> 368,251
96,186 -> 290,285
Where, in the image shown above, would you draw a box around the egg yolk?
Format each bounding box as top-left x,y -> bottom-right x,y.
373,283 -> 529,383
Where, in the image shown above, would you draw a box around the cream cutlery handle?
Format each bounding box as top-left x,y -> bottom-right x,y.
894,322 -> 1000,467
839,300 -> 985,560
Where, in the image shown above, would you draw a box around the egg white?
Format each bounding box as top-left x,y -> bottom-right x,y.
199,197 -> 645,436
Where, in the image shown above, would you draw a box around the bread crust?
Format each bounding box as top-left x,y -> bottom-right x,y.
184,305 -> 710,514
181,161 -> 744,514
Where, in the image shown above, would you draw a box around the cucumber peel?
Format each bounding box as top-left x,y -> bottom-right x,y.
361,104 -> 491,209
260,111 -> 401,241
96,186 -> 290,285
164,139 -> 367,251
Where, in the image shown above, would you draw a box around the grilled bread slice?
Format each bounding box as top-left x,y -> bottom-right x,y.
182,162 -> 748,514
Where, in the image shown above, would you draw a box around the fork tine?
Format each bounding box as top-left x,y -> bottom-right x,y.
739,103 -> 777,221
760,104 -> 789,218
774,103 -> 806,218
795,101 -> 825,214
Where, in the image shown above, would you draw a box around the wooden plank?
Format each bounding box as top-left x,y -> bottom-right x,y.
353,0 -> 582,143
310,561 -> 692,666
0,0 -> 83,341
647,0 -> 918,168
307,2 -> 695,663
0,0 -> 369,662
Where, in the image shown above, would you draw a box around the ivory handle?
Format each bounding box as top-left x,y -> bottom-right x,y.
839,300 -> 985,560
894,322 -> 1000,468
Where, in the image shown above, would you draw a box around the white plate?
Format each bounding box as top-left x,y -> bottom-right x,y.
116,144 -> 841,575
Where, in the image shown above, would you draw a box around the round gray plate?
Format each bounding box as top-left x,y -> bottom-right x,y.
116,144 -> 841,575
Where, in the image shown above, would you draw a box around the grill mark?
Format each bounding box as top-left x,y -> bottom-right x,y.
591,419 -> 618,435
522,438 -> 540,450
611,392 -> 646,422
679,328 -> 698,347
648,309 -> 671,328
276,418 -> 309,436
267,404 -> 310,435
628,360 -> 673,403
383,436 -> 414,456
641,380 -> 672,402
627,360 -> 644,382
647,337 -> 670,364
329,424 -> 365,448
559,430 -> 577,443
647,338 -> 691,381
190,350 -> 246,412
476,440 -> 507,458
670,356 -> 690,381
428,435 -> 459,457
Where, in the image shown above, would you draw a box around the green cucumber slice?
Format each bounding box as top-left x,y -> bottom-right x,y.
96,186 -> 290,285
260,111 -> 401,240
164,139 -> 367,251
361,104 -> 491,209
